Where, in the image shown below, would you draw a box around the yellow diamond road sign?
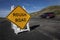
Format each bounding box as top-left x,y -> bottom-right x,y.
6,6 -> 30,29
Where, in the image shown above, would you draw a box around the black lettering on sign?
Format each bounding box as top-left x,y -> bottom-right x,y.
13,13 -> 27,17
15,18 -> 26,22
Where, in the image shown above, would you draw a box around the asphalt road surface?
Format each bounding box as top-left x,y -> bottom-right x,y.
0,16 -> 60,40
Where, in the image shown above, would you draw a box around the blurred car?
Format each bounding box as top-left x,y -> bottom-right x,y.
40,12 -> 55,18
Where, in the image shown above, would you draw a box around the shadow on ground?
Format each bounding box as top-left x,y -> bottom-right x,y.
30,25 -> 40,30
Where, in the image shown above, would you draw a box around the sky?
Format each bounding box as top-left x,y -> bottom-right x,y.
0,0 -> 60,17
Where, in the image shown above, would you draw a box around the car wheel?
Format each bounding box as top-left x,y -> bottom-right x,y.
46,16 -> 50,19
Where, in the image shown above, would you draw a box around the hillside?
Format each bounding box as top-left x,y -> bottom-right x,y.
31,6 -> 60,17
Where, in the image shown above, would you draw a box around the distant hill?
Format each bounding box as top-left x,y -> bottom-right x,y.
0,17 -> 6,19
31,5 -> 60,17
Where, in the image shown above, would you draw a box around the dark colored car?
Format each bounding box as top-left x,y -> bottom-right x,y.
40,12 -> 55,18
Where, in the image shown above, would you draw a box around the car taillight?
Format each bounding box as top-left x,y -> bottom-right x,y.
48,14 -> 53,16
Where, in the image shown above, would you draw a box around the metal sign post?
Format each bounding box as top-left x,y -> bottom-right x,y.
11,5 -> 30,34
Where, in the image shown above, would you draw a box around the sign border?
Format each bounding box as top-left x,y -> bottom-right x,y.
6,5 -> 31,29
